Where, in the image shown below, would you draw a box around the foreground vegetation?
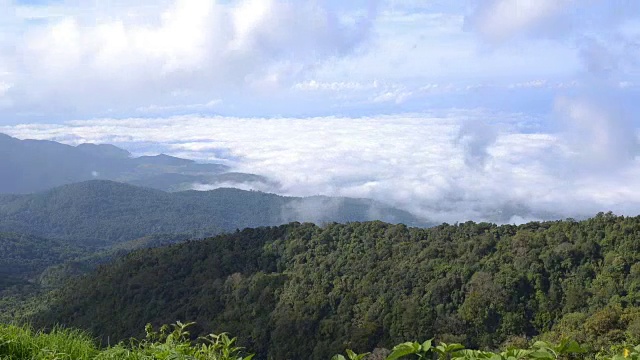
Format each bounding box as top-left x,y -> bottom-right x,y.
23,213 -> 640,359
0,322 -> 255,360
1,322 -> 639,360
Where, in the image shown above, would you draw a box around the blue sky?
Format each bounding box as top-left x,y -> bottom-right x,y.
1,0 -> 638,122
1,0 -> 639,223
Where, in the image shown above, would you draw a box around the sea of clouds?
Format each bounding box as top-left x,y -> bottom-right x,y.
3,102 -> 638,225
1,0 -> 639,225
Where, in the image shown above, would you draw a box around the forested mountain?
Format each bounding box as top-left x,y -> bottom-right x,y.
0,232 -> 85,289
0,180 -> 427,247
0,133 -> 269,193
32,214 -> 640,359
0,230 -> 191,292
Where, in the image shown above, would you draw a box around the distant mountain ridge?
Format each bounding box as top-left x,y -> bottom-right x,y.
0,180 -> 429,247
0,133 -> 269,193
0,134 -> 430,288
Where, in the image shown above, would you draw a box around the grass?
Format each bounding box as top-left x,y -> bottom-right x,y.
0,322 -> 254,360
0,324 -> 97,359
2,321 -> 639,359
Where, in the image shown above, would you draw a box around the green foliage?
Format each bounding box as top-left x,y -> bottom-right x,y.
0,232 -> 85,283
386,340 -> 433,360
22,214 -> 640,359
0,322 -> 254,360
111,321 -> 255,360
0,232 -> 191,324
2,322 -> 640,360
0,324 -> 97,359
332,348 -> 370,360
336,338 -> 589,360
0,180 -> 424,247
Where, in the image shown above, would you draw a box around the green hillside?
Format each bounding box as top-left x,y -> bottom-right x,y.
0,180 -> 427,247
0,231 -> 192,324
31,213 -> 640,359
0,232 -> 85,289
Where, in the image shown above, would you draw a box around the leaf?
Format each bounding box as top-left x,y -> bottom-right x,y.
332,355 -> 347,360
560,340 -> 585,354
456,349 -> 493,359
532,341 -> 552,350
527,350 -> 555,360
421,339 -> 433,353
445,343 -> 465,352
386,342 -> 421,360
346,349 -> 370,360
503,349 -> 530,359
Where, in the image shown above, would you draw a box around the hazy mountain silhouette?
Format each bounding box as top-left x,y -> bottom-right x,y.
0,180 -> 429,247
0,133 -> 270,194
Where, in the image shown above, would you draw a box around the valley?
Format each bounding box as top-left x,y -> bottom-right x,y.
1,136 -> 639,359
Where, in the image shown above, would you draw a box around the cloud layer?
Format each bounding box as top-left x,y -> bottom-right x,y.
0,1 -> 639,224
465,0 -> 575,42
0,0 -> 377,119
3,108 -> 638,224
1,0 -> 638,121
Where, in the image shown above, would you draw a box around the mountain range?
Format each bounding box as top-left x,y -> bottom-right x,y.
0,180 -> 427,247
1,134 -> 639,359
0,133 -> 270,194
0,133 -> 430,300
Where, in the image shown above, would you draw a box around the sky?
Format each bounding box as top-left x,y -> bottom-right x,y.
1,0 -> 640,224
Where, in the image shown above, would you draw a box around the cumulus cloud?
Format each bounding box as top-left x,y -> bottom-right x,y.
3,112 -> 639,225
1,1 -> 639,225
293,80 -> 380,92
463,0 -> 640,218
456,120 -> 498,169
0,0 -> 377,117
555,96 -> 639,170
3,0 -> 634,121
578,33 -> 640,81
465,0 -> 640,79
464,0 -> 574,42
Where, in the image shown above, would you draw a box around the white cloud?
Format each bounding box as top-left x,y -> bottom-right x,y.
555,96 -> 639,170
136,99 -> 222,114
2,0 -> 635,121
619,81 -> 633,89
465,0 -> 575,42
191,181 -> 276,194
508,80 -> 548,89
293,80 -> 379,92
0,0 -> 377,117
0,0 -> 639,226
371,87 -> 413,104
0,82 -> 10,96
465,0 -> 640,79
3,111 -> 639,224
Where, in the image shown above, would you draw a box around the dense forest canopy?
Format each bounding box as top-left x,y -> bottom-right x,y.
29,213 -> 640,359
0,180 -> 426,247
0,232 -> 84,289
